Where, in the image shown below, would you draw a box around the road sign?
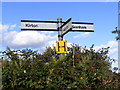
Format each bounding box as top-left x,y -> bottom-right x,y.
72,22 -> 94,32
21,20 -> 57,31
56,40 -> 68,54
21,20 -> 94,32
60,18 -> 72,36
21,18 -> 94,54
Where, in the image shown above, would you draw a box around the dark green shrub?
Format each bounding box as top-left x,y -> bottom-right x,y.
1,45 -> 120,89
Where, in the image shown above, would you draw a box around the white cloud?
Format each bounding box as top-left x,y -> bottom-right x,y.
10,24 -> 16,30
3,31 -> 57,50
48,40 -> 56,49
94,40 -> 118,56
0,35 -> 2,45
73,32 -> 91,39
0,24 -> 16,33
0,24 -> 9,33
2,31 -> 17,49
94,41 -> 117,50
3,31 -> 19,44
109,48 -> 118,55
0,24 -> 10,45
1,24 -> 57,51
107,41 -> 118,48
41,31 -> 54,34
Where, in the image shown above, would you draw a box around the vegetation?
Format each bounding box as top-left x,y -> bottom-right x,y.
0,67 -> 1,82
112,27 -> 120,40
1,45 -> 120,89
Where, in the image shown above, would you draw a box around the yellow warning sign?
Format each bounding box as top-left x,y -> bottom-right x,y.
56,40 -> 68,54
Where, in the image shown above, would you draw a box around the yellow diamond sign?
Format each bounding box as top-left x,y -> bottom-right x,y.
56,40 -> 68,54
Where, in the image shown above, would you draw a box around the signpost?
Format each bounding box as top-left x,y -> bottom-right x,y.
21,18 -> 94,54
21,20 -> 94,32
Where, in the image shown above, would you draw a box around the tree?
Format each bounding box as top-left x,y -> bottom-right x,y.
112,27 -> 120,40
112,27 -> 120,74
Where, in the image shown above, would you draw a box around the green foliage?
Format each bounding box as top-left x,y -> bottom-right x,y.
112,27 -> 120,40
1,45 -> 120,89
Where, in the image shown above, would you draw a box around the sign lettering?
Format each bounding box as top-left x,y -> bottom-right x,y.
72,25 -> 87,29
26,24 -> 38,27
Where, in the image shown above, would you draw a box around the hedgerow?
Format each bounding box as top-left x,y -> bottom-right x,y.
1,45 -> 120,89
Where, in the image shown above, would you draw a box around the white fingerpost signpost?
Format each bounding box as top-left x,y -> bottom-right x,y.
21,18 -> 94,54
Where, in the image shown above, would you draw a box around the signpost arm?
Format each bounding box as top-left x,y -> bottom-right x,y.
57,18 -> 63,41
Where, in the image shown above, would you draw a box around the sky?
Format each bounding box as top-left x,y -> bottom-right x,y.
0,1 -> 119,69
1,0 -> 120,2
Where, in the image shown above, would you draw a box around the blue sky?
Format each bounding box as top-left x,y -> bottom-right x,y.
1,2 -> 119,68
1,0 -> 119,2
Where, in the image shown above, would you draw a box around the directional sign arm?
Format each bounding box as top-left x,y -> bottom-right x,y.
71,22 -> 94,32
21,20 -> 58,31
60,18 -> 72,36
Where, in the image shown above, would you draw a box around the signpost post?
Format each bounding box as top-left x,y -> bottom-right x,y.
21,18 -> 94,54
57,18 -> 63,41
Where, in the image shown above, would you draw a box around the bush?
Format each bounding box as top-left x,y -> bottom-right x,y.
1,45 -> 120,89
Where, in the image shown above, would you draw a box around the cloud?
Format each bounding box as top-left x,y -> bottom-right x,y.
94,41 -> 117,50
94,40 -> 118,56
41,31 -> 54,34
3,31 -> 57,50
1,24 -> 57,51
0,24 -> 11,45
0,24 -> 16,33
10,24 -> 16,30
48,40 -> 56,49
73,32 -> 91,39
107,41 -> 118,47
0,24 -> 9,33
109,48 -> 118,55
3,31 -> 18,44
94,41 -> 118,50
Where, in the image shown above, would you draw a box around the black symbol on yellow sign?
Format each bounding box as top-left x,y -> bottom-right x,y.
56,40 -> 68,54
